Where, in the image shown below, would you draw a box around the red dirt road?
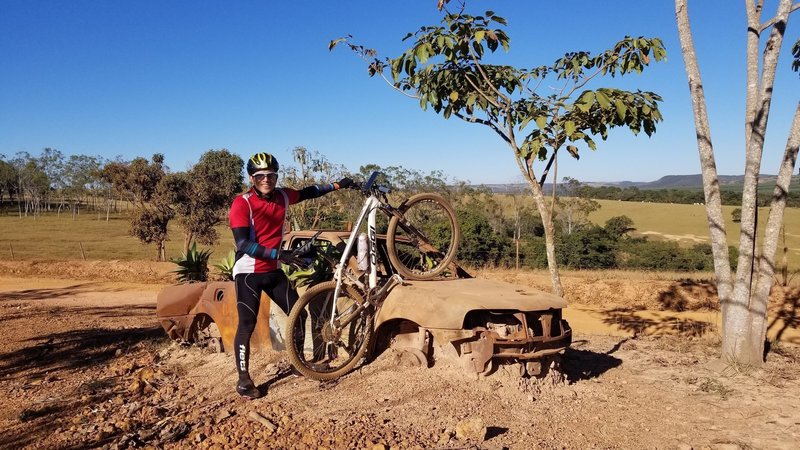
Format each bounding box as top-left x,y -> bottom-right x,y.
1,270 -> 799,449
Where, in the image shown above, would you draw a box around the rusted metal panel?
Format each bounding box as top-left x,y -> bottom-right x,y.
375,278 -> 568,330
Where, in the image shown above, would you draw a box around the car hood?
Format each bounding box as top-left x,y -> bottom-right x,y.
375,277 -> 568,330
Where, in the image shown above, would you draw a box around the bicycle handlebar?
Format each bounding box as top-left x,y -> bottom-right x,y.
347,171 -> 391,196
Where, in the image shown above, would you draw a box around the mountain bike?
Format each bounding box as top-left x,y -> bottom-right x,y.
284,171 -> 460,380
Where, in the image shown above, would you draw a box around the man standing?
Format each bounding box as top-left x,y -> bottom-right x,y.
228,152 -> 352,399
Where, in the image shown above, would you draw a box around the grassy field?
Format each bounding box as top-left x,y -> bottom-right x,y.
494,194 -> 800,267
0,212 -> 234,263
589,199 -> 800,256
4,197 -> 800,269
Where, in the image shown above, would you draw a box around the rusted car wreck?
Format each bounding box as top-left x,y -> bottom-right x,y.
156,230 -> 571,376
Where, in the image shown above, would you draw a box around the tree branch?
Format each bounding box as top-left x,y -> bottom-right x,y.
759,2 -> 800,33
453,111 -> 511,144
467,44 -> 512,106
463,71 -> 503,109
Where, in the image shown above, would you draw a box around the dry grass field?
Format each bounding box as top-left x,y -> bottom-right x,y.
0,212 -> 233,262
493,194 -> 800,269
4,196 -> 800,269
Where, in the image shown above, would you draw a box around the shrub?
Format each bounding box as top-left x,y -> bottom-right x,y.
170,242 -> 211,283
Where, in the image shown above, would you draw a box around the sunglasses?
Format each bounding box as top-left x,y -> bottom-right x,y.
253,172 -> 278,182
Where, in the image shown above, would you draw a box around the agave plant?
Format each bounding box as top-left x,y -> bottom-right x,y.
171,242 -> 212,283
282,241 -> 335,289
214,249 -> 236,281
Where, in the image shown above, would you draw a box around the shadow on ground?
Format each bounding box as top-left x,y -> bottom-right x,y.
0,304 -> 155,324
0,283 -> 130,302
561,339 -> 623,383
0,325 -> 168,449
657,279 -> 718,312
769,285 -> 800,345
0,323 -> 165,379
601,307 -> 714,338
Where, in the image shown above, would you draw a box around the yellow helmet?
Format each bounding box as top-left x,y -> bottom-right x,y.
247,152 -> 279,175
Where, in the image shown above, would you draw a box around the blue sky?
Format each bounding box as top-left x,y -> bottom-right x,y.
1,1 -> 798,185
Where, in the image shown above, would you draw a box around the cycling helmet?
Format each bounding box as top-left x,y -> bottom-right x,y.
247,152 -> 279,175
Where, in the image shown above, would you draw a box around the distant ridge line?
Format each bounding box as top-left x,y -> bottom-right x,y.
480,174 -> 779,193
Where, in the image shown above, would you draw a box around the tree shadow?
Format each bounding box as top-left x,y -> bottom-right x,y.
768,286 -> 800,344
601,307 -> 713,338
0,322 -> 165,379
560,340 -> 623,383
0,283 -> 130,302
657,279 -> 718,312
0,304 -> 155,323
0,324 -> 168,449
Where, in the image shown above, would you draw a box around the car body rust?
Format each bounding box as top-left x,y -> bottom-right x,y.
156,229 -> 571,376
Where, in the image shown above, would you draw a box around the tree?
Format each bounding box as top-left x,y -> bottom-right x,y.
731,207 -> 742,223
11,152 -> 49,217
605,215 -> 636,239
333,7 -> 665,296
281,147 -> 350,230
455,197 -> 512,267
62,154 -> 101,219
675,0 -> 800,365
555,177 -> 600,235
128,154 -> 172,261
0,156 -> 19,209
173,149 -> 244,254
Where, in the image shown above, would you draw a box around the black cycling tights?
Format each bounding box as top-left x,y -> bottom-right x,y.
233,270 -> 298,381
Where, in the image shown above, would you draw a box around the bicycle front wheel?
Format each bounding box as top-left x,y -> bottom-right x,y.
387,192 -> 460,280
286,281 -> 374,381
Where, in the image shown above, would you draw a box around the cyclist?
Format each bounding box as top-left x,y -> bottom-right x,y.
229,151 -> 352,399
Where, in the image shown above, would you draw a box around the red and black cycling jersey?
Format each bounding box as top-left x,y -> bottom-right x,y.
229,187 -> 299,275
229,182 -> 339,276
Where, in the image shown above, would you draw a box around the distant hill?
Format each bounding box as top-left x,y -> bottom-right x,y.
482,174 -> 781,193
589,174 -> 779,190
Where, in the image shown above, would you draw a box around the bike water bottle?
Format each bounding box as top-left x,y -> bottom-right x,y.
357,232 -> 369,271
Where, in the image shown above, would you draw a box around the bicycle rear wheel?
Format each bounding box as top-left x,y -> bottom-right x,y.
386,192 -> 460,280
286,281 -> 374,381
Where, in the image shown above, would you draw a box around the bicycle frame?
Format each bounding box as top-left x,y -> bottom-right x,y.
328,172 -> 402,329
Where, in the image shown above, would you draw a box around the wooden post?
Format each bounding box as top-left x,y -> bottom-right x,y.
9,242 -> 14,260
79,242 -> 86,261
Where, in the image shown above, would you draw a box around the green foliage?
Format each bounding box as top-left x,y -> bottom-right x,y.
334,10 -> 664,178
174,149 -> 244,250
170,242 -> 212,283
214,249 -> 236,281
282,240 -> 337,289
792,39 -> 799,75
455,200 -> 512,266
615,239 -> 732,272
0,157 -> 18,202
605,215 -> 635,239
127,155 -> 173,260
556,226 -> 617,269
282,147 -> 352,230
731,208 -> 742,223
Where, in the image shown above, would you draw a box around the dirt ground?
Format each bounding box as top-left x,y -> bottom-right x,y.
1,261 -> 799,449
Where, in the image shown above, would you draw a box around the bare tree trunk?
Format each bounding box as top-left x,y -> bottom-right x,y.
675,0 -> 733,312
752,103 -> 800,349
677,0 -> 796,365
183,232 -> 193,256
527,177 -> 563,297
727,0 -> 794,365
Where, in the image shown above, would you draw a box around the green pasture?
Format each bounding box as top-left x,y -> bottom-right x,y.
4,196 -> 800,270
494,194 -> 800,268
589,199 -> 800,257
0,212 -> 234,263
